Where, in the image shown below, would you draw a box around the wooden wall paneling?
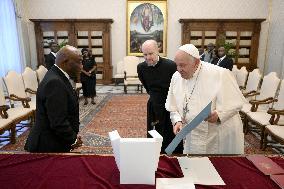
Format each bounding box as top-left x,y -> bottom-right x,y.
179,19 -> 265,71
31,19 -> 113,84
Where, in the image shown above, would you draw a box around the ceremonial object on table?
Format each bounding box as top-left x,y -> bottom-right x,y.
165,102 -> 212,155
108,130 -> 163,185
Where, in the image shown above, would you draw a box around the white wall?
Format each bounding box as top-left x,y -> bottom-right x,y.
24,0 -> 127,75
266,0 -> 284,78
24,0 -> 276,77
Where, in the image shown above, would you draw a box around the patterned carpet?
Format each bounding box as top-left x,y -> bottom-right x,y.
0,93 -> 278,155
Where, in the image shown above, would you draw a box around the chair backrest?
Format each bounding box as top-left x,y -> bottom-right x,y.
123,56 -> 140,77
116,60 -> 124,75
36,65 -> 48,83
236,66 -> 248,88
257,72 -> 280,100
22,67 -> 38,92
274,80 -> 284,110
3,71 -> 27,99
0,81 -> 6,106
244,68 -> 262,93
232,65 -> 239,79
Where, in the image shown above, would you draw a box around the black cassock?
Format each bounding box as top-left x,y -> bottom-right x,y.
137,57 -> 183,154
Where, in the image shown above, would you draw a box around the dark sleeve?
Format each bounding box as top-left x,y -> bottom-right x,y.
45,79 -> 77,145
45,54 -> 54,70
228,58 -> 233,71
170,61 -> 177,76
91,57 -> 97,72
91,56 -> 96,65
137,63 -> 149,93
212,57 -> 218,65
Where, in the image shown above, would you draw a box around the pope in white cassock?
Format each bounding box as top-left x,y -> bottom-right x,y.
165,44 -> 247,154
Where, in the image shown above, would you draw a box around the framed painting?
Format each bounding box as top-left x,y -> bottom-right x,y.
127,0 -> 167,56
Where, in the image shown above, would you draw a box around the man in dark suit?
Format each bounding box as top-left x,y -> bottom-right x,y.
215,46 -> 234,71
137,40 -> 183,154
45,42 -> 59,70
25,45 -> 83,153
199,48 -> 205,61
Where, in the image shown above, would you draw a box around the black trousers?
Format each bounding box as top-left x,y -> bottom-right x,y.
147,99 -> 183,154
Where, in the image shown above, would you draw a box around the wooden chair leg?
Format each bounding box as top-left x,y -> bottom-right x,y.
10,124 -> 16,144
124,85 -> 127,94
244,116 -> 249,134
262,129 -> 268,150
260,126 -> 265,149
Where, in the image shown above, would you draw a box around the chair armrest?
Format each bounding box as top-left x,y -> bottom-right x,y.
243,90 -> 259,98
267,108 -> 284,124
25,88 -> 37,95
249,97 -> 277,112
239,86 -> 246,90
9,94 -> 31,108
0,105 -> 9,119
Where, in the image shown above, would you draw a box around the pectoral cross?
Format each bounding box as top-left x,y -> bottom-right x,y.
182,99 -> 189,124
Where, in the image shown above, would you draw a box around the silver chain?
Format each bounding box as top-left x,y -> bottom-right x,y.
182,64 -> 202,123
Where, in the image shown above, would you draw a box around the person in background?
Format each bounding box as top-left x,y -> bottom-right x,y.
137,40 -> 183,154
25,45 -> 83,153
80,48 -> 97,105
165,44 -> 246,154
45,42 -> 59,70
203,43 -> 215,63
199,48 -> 205,61
213,46 -> 234,71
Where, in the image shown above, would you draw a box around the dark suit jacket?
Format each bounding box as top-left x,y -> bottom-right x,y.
215,56 -> 234,71
45,53 -> 56,70
24,66 -> 79,153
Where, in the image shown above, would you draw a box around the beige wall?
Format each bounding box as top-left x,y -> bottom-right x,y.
23,0 -> 281,77
266,0 -> 284,78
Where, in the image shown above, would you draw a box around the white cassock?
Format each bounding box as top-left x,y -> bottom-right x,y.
165,62 -> 247,154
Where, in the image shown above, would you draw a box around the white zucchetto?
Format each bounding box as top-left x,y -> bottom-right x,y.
179,44 -> 200,59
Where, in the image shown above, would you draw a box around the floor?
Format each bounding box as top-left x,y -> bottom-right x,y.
0,84 -> 145,148
1,84 -> 283,154
96,84 -> 146,94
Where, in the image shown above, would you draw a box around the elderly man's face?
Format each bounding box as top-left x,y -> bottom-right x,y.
142,43 -> 159,65
174,50 -> 199,79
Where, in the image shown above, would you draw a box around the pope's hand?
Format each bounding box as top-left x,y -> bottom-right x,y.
173,121 -> 183,135
205,111 -> 219,123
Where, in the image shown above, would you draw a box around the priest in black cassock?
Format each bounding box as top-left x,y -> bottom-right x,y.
137,40 -> 183,154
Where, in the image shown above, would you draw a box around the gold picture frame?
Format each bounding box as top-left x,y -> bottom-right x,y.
127,0 -> 167,56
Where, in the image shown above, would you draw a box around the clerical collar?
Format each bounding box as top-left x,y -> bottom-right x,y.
54,64 -> 70,80
51,52 -> 57,57
147,56 -> 160,67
